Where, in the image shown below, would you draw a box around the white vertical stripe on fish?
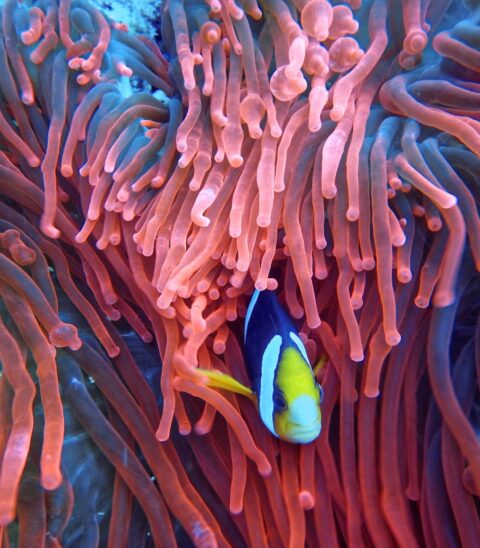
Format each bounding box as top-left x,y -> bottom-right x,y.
289,331 -> 311,367
244,289 -> 260,342
259,334 -> 282,436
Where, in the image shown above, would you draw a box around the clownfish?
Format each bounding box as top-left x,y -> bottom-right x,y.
201,289 -> 323,444
243,289 -> 323,444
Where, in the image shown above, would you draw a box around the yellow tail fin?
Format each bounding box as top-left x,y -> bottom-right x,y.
197,368 -> 256,402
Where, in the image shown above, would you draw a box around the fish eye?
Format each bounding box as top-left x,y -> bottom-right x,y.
273,391 -> 287,411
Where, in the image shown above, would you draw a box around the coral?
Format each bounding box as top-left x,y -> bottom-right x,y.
0,0 -> 479,546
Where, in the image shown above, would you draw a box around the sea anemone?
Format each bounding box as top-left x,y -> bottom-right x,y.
0,0 -> 479,545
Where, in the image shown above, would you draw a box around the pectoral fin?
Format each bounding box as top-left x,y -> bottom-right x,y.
313,355 -> 328,377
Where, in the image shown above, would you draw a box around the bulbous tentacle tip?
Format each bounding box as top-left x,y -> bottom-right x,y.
49,323 -> 82,350
40,221 -> 61,239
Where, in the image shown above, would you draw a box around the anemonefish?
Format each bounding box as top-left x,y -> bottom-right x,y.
243,289 -> 323,444
201,289 -> 323,444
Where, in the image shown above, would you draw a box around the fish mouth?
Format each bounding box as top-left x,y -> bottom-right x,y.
287,424 -> 321,444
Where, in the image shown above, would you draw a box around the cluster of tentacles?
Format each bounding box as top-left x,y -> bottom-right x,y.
0,0 -> 479,546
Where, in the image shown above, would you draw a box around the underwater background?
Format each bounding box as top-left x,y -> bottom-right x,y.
0,0 -> 479,546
